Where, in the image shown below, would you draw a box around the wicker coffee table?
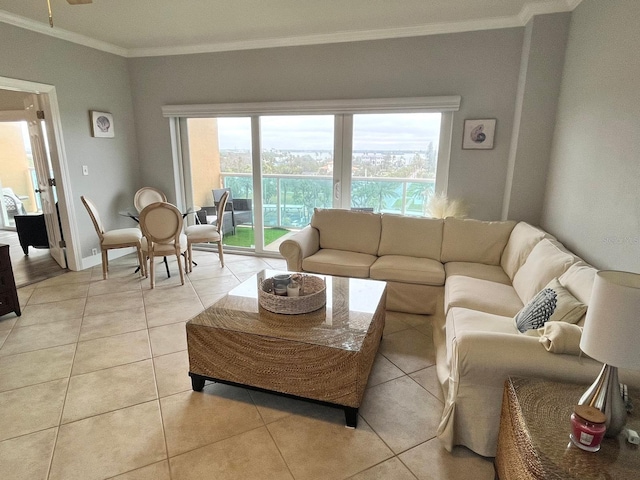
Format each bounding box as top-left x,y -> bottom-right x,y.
186,270 -> 387,427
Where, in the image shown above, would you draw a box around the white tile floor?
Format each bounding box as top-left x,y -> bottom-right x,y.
0,251 -> 495,480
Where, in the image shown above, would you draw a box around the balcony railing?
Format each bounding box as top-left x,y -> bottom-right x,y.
222,173 -> 435,229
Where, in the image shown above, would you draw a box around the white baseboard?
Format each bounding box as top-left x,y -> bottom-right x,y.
80,247 -> 137,270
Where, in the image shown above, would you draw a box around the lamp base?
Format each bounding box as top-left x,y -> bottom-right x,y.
578,364 -> 627,437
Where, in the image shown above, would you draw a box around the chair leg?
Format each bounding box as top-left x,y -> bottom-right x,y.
163,256 -> 170,278
101,249 -> 108,279
177,251 -> 185,285
218,241 -> 224,268
136,247 -> 145,278
187,243 -> 192,273
149,253 -> 155,289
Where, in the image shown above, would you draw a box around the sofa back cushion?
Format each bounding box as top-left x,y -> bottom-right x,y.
512,238 -> 576,303
378,214 -> 443,260
500,222 -> 551,280
311,208 -> 381,255
441,217 -> 516,265
558,261 -> 597,305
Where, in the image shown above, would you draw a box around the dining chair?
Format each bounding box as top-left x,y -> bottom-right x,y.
81,196 -> 144,280
134,187 -> 167,213
139,201 -> 187,288
185,190 -> 229,271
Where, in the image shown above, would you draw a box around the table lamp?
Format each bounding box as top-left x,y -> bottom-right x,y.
579,270 -> 640,437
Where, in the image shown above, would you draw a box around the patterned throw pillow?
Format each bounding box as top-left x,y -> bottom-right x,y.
514,288 -> 558,333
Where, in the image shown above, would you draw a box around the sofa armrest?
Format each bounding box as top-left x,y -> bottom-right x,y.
453,331 -> 601,386
279,225 -> 320,271
438,331 -> 604,456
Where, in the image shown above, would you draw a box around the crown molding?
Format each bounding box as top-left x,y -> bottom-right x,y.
0,1 -> 582,59
0,9 -> 127,56
129,17 -> 523,58
519,0 -> 583,24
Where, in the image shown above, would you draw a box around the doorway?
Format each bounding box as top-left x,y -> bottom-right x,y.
0,81 -> 70,273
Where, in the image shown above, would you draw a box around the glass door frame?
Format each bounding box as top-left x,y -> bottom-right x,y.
167,96 -> 460,256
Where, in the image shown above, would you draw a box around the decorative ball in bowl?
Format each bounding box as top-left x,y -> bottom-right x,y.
259,273 -> 326,315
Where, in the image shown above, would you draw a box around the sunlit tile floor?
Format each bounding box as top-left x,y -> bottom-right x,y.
0,251 -> 495,480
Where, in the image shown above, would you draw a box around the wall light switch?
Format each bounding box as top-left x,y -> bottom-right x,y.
82,165 -> 89,176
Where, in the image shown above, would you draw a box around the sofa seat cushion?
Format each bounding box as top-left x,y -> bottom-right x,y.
378,215 -> 443,260
370,255 -> 445,285
445,276 -> 523,317
302,249 -> 376,278
445,262 -> 511,285
512,238 -> 577,304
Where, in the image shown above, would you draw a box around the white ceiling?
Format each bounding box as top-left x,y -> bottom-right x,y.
0,0 -> 581,58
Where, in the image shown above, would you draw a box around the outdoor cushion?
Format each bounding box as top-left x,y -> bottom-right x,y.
302,249 -> 376,278
370,255 -> 445,285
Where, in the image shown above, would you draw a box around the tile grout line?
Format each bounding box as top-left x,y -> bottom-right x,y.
263,419 -> 297,480
45,305 -> 83,480
147,314 -> 173,480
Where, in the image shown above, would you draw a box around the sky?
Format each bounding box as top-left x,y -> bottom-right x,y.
215,113 -> 442,151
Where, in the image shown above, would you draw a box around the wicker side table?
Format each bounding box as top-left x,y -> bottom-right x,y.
495,377 -> 639,480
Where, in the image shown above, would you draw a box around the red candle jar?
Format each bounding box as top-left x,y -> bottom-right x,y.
570,405 -> 607,452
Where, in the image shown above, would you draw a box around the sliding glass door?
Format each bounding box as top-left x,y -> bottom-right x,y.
186,117 -> 254,248
259,115 -> 334,252
172,96 -> 458,256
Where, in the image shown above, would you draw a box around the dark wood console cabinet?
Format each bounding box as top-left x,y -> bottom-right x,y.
0,244 -> 21,317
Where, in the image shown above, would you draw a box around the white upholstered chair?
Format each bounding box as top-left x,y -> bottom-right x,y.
185,190 -> 229,270
81,195 -> 144,280
139,201 -> 187,288
134,187 -> 167,213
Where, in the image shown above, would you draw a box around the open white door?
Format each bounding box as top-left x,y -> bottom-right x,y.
24,94 -> 66,268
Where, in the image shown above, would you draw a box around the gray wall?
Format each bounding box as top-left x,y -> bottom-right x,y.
127,29 -> 524,220
502,13 -> 570,224
0,22 -> 140,264
541,0 -> 640,272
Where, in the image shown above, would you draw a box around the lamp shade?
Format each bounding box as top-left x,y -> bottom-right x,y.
580,270 -> 640,370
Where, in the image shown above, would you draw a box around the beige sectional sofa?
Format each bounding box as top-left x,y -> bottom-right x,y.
279,208 -> 640,457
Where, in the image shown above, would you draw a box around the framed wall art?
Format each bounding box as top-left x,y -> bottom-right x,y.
462,119 -> 496,150
90,111 -> 115,138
